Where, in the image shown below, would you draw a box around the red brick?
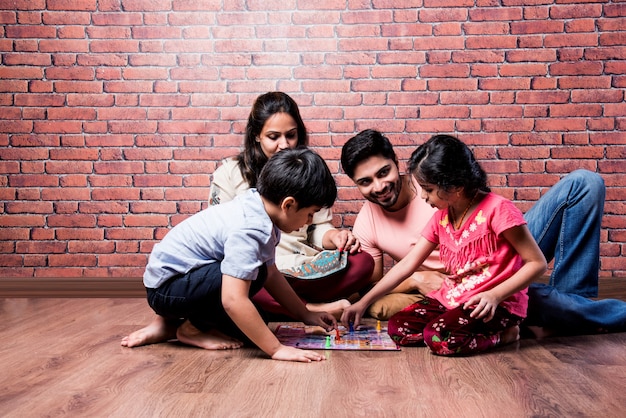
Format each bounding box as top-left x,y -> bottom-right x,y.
482,119 -> 534,132
516,91 -> 569,104
500,63 -> 548,77
590,132 -> 626,145
5,201 -> 53,214
16,241 -> 67,254
549,104 -> 603,118
545,33 -> 599,48
47,107 -> 96,120
535,118 -> 587,132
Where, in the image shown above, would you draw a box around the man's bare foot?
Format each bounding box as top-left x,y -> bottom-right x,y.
176,320 -> 243,350
500,325 -> 521,346
307,299 -> 351,320
526,325 -> 556,340
391,271 -> 445,295
121,315 -> 177,348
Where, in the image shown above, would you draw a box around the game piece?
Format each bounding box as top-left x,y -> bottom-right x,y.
348,322 -> 354,333
376,320 -> 381,332
274,324 -> 400,351
335,328 -> 341,341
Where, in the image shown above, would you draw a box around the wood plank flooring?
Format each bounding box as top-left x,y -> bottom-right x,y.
1,296 -> 625,417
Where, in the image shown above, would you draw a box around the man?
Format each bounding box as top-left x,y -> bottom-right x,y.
341,129 -> 626,336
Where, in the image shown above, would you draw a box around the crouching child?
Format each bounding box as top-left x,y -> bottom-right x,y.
121,148 -> 337,363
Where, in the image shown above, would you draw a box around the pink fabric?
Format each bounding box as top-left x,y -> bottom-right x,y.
353,185 -> 444,272
423,193 -> 529,318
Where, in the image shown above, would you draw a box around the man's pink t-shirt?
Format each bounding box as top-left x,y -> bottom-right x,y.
423,192 -> 528,317
353,187 -> 444,272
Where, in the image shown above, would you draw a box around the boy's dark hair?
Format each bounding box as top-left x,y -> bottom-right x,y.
237,92 -> 308,188
257,148 -> 337,209
341,129 -> 398,179
408,134 -> 490,196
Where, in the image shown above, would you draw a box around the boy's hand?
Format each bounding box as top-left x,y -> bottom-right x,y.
272,345 -> 326,363
302,311 -> 336,331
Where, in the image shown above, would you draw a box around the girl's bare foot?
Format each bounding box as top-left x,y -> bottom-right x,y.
121,315 -> 177,348
176,320 -> 243,350
307,299 -> 351,320
500,325 -> 521,346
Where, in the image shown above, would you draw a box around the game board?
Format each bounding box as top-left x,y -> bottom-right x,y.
274,323 -> 400,351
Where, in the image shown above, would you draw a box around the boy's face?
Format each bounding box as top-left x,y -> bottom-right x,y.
279,203 -> 321,233
351,155 -> 403,210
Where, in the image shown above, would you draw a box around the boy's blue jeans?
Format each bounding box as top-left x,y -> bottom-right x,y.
524,170 -> 626,333
146,262 -> 268,341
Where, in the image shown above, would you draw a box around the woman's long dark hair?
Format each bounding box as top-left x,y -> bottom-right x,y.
237,92 -> 308,187
408,134 -> 490,197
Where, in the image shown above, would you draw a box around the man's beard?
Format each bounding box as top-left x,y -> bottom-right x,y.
367,177 -> 403,209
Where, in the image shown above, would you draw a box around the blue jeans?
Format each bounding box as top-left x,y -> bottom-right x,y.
147,262 -> 268,341
524,170 -> 626,333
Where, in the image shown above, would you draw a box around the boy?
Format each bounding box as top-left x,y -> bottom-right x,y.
121,148 -> 337,363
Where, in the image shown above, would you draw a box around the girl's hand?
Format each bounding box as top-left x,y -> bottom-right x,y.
463,291 -> 500,322
302,311 -> 336,332
340,300 -> 366,329
272,345 -> 326,363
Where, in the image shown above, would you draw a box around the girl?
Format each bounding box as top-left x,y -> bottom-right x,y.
210,92 -> 374,318
341,135 -> 547,356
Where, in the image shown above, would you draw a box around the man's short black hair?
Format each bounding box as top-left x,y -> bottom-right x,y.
341,129 -> 398,179
257,147 -> 337,209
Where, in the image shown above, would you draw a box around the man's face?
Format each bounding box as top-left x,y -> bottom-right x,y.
351,155 -> 403,209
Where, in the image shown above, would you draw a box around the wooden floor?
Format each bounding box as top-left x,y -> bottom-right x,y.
1,286 -> 625,417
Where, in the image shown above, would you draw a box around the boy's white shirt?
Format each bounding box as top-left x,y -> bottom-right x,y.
143,189 -> 279,289
210,157 -> 335,270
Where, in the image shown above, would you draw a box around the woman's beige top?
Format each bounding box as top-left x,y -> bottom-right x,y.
209,157 -> 335,271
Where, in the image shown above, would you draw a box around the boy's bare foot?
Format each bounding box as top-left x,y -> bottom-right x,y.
306,299 -> 351,320
121,315 -> 177,348
176,320 -> 243,350
500,325 -> 521,346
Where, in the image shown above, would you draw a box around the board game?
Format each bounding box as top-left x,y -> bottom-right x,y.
274,323 -> 400,351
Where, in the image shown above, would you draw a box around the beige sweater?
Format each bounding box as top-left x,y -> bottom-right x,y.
209,158 -> 335,271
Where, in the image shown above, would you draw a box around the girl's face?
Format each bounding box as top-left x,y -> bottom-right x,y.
417,180 -> 451,210
257,112 -> 299,159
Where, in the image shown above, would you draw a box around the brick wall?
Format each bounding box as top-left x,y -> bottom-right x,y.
1,0 -> 625,279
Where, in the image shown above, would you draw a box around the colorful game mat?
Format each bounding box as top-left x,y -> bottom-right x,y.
274,323 -> 400,351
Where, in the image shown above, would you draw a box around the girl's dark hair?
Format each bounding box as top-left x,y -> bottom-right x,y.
237,92 -> 308,187
257,148 -> 337,209
408,134 -> 490,196
341,129 -> 398,179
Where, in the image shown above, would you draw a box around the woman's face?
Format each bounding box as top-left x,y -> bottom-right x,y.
257,112 -> 299,159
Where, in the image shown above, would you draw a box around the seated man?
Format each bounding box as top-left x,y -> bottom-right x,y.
341,129 -> 626,336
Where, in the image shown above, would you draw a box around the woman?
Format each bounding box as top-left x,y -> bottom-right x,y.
210,92 -> 374,318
